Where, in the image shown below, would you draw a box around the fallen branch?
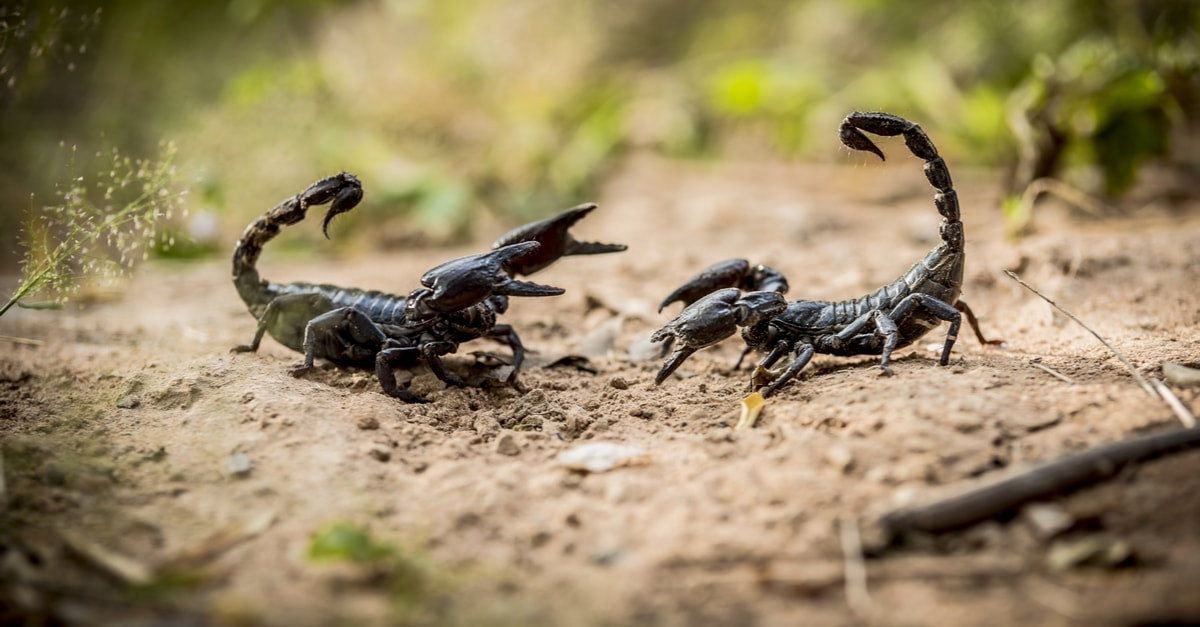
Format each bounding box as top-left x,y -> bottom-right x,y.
880,426 -> 1200,538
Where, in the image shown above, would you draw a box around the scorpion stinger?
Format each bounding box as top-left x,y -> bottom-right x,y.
652,112 -> 1000,397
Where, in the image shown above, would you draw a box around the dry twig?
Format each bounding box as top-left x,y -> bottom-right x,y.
839,517 -> 872,615
1005,270 -> 1155,397
0,335 -> 43,346
1151,379 -> 1197,428
880,426 -> 1200,538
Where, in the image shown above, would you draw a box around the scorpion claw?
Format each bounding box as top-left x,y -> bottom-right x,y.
659,259 -> 750,313
492,203 -> 626,276
659,260 -> 789,313
416,242 -> 564,314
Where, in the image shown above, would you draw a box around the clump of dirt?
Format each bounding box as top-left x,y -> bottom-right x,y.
2,155 -> 1199,625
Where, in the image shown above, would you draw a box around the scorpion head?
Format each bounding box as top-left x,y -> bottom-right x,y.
731,291 -> 787,326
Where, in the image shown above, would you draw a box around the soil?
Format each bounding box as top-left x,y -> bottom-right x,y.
2,153 -> 1200,626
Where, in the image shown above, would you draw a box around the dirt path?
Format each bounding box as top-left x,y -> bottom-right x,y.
2,155 -> 1199,625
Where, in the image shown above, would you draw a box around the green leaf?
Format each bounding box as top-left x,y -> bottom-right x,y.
16,301 -> 64,310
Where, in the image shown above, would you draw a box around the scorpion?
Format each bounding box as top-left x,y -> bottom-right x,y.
232,172 -> 626,402
652,112 -> 999,398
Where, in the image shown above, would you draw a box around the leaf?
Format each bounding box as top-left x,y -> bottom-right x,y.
735,392 -> 765,431
16,301 -> 63,310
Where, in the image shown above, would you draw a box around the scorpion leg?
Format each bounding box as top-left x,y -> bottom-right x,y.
955,300 -> 1003,346
886,294 -> 963,366
761,344 -> 816,398
233,292 -> 336,354
872,310 -> 900,376
376,342 -> 430,403
291,307 -> 387,377
751,340 -> 792,388
486,323 -> 526,383
232,311 -> 272,354
732,345 -> 755,370
420,341 -> 467,388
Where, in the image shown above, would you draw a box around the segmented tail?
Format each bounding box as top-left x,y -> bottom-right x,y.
839,112 -> 963,252
232,172 -> 363,307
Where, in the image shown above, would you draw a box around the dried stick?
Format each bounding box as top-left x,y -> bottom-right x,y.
0,334 -> 43,346
839,518 -> 872,615
880,426 -> 1200,538
1029,358 -> 1074,383
1005,270 -> 1156,398
1151,379 -> 1197,428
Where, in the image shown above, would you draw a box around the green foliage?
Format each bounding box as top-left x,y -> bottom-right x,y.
1,0 -> 1196,253
307,522 -> 399,564
2,141 -> 187,317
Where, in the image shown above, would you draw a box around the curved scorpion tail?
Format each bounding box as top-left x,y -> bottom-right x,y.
232,172 -> 364,307
839,112 -> 963,252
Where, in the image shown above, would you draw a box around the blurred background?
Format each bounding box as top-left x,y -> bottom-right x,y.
1,0 -> 1198,271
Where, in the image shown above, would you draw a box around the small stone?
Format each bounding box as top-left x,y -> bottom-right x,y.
357,415 -> 380,430
496,433 -> 520,456
557,442 -> 648,473
1023,503 -> 1074,539
565,406 -> 592,434
609,377 -> 629,390
1163,362 -> 1200,388
825,445 -> 855,474
227,453 -> 253,478
1047,535 -> 1133,571
116,395 -> 140,409
368,444 -> 392,462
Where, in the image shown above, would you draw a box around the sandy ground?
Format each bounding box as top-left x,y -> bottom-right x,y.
2,152 -> 1200,626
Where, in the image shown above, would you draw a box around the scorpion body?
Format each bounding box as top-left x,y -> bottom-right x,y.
232,173 -> 624,402
653,112 -> 996,397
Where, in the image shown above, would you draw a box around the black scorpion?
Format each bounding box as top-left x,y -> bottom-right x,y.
652,112 -> 998,397
232,172 -> 625,402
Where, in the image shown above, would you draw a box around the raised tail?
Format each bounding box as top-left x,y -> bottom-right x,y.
232,172 -> 363,307
839,112 -> 963,252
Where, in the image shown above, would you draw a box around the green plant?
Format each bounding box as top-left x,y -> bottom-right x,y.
2,140 -> 187,317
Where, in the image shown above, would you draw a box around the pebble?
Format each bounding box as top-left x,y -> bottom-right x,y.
1023,503 -> 1074,539
368,444 -> 392,462
227,453 -> 253,478
357,415 -> 380,430
496,433 -> 521,456
558,442 -> 648,473
116,395 -> 140,409
609,377 -> 629,390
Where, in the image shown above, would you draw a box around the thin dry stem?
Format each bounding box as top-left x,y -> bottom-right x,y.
0,335 -> 44,346
1151,379 -> 1197,428
839,517 -> 872,616
1030,359 -> 1074,383
1005,270 -> 1156,398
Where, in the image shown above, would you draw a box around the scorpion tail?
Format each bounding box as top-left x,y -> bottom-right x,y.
232,172 -> 364,307
839,112 -> 962,252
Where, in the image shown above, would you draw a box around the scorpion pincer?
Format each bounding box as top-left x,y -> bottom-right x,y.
231,172 -> 626,402
652,112 -> 999,398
